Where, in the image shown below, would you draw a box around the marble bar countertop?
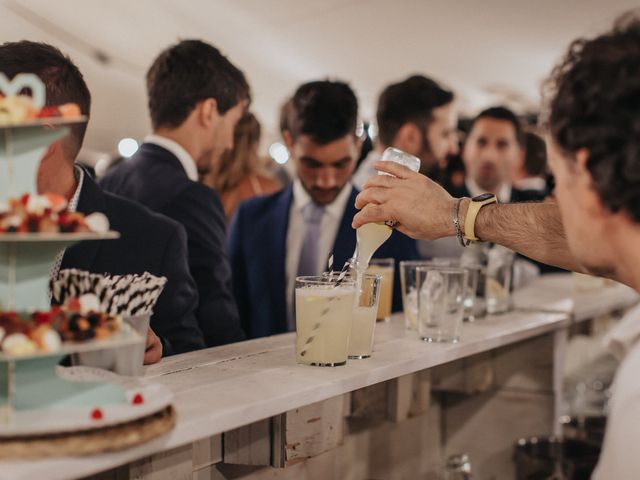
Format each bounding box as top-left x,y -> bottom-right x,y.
1,308 -> 569,480
513,273 -> 639,320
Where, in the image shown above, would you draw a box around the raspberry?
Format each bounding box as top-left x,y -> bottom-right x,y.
90,408 -> 103,420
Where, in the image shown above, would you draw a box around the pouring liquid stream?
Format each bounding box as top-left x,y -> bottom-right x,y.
352,212 -> 393,295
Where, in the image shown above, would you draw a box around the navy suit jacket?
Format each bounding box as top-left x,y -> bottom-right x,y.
99,143 -> 245,346
228,185 -> 420,339
61,173 -> 204,356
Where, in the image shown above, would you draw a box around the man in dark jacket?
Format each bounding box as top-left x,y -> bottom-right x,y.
100,40 -> 248,346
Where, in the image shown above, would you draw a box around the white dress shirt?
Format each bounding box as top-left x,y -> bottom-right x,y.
514,177 -> 547,193
465,177 -> 512,203
285,180 -> 354,322
592,303 -> 640,479
144,134 -> 198,181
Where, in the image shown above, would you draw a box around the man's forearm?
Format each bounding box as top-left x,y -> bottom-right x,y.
460,199 -> 584,273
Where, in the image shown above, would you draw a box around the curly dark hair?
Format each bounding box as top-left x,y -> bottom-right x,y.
283,80 -> 358,145
547,12 -> 640,221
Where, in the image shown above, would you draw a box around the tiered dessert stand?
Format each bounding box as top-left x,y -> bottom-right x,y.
0,74 -> 173,456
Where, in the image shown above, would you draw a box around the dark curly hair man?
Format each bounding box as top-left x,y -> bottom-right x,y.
352,12 -> 640,477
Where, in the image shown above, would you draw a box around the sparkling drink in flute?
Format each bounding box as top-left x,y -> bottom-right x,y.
295,277 -> 356,366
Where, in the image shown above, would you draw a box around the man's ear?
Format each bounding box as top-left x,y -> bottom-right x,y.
574,148 -> 609,218
393,122 -> 422,155
198,98 -> 219,127
283,130 -> 294,150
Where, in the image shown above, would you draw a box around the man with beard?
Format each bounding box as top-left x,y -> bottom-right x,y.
353,74 -> 459,187
229,80 -> 418,338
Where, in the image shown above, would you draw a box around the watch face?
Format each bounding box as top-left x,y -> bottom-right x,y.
472,193 -> 496,202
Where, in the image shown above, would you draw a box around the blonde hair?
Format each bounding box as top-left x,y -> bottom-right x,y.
208,112 -> 268,193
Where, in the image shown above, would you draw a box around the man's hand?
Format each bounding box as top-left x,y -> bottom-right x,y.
144,328 -> 163,365
352,161 -> 457,240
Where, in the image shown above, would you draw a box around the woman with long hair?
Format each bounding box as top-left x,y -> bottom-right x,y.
203,112 -> 281,220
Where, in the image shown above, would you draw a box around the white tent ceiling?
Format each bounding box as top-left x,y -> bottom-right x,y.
0,0 -> 637,160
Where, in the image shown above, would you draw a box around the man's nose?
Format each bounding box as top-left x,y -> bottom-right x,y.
315,167 -> 337,188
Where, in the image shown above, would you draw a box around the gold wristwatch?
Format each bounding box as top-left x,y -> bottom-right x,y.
464,193 -> 498,242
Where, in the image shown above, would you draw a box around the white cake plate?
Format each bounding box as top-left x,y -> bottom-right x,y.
0,117 -> 87,200
0,232 -> 120,312
0,366 -> 172,437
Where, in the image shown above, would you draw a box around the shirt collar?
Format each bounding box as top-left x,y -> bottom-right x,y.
604,302 -> 640,361
292,179 -> 353,219
466,177 -> 512,203
515,177 -> 547,192
144,134 -> 198,181
68,165 -> 85,213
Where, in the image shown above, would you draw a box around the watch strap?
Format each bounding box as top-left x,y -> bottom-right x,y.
464,195 -> 497,241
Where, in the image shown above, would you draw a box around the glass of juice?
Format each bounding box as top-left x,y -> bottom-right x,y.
295,276 -> 356,366
348,273 -> 382,359
367,258 -> 394,321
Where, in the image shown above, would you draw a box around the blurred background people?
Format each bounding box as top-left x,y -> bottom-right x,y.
513,131 -> 550,196
229,80 -> 418,339
451,106 -> 544,203
353,74 -> 459,188
202,112 -> 281,221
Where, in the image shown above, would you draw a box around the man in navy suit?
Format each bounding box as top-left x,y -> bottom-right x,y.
101,40 -> 248,347
0,41 -> 205,362
229,80 -> 419,339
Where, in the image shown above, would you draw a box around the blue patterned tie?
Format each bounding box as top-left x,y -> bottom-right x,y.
297,202 -> 325,278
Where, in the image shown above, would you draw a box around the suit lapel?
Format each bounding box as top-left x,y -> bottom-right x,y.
331,187 -> 358,270
268,186 -> 292,333
59,172 -> 106,272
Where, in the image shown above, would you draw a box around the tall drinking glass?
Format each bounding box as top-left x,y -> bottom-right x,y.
400,260 -> 433,330
381,147 -> 421,173
431,257 -> 483,322
295,276 -> 356,366
416,267 -> 467,343
349,274 -> 382,359
367,258 -> 394,321
485,246 -> 515,314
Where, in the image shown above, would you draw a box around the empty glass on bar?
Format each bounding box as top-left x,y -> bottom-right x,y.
431,257 -> 483,322
366,258 -> 394,321
400,260 -> 433,330
348,273 -> 382,359
416,266 -> 467,343
485,246 -> 515,314
295,276 -> 356,366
